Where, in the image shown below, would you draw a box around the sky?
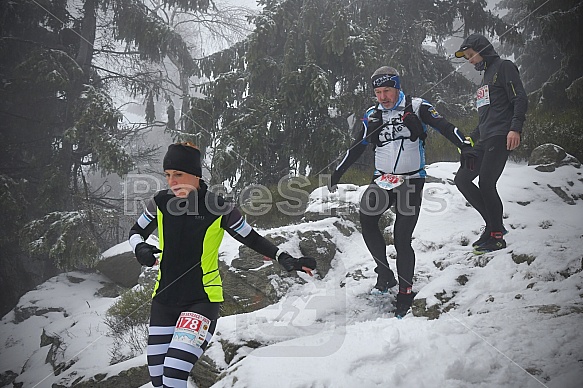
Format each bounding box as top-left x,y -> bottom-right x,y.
1,160 -> 583,387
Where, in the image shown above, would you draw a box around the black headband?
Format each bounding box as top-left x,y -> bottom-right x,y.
163,144 -> 202,177
371,73 -> 401,89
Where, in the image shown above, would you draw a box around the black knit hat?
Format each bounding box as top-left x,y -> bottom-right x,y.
163,143 -> 202,177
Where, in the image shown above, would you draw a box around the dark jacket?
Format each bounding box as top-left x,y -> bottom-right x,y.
461,34 -> 528,142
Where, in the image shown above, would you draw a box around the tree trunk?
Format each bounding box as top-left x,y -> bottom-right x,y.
76,0 -> 97,76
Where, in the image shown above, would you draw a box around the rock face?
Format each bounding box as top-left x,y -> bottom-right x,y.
528,143 -> 581,172
52,366 -> 150,388
221,228 -> 339,316
95,251 -> 142,288
298,230 -> 336,279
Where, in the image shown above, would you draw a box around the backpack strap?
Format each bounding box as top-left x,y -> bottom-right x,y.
401,94 -> 416,126
404,94 -> 414,114
401,95 -> 427,146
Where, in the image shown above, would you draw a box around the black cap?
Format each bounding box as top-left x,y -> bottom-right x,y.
163,144 -> 202,177
455,45 -> 471,58
455,39 -> 474,58
455,33 -> 494,58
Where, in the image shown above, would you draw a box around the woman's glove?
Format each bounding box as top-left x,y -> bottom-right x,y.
277,252 -> 317,275
134,242 -> 162,267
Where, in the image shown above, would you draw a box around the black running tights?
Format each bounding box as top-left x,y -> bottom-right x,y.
359,178 -> 424,293
454,135 -> 510,233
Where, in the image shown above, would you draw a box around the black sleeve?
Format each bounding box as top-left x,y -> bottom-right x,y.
221,206 -> 279,259
501,60 -> 528,133
418,101 -> 467,148
333,113 -> 373,178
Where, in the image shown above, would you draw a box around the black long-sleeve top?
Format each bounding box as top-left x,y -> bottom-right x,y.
128,182 -> 279,306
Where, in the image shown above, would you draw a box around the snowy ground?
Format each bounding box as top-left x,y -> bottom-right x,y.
1,161 -> 582,388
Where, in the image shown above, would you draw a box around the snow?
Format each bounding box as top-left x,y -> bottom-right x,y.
101,235 -> 158,259
102,240 -> 133,258
1,161 -> 582,388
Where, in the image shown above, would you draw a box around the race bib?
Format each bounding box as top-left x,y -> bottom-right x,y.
374,173 -> 404,190
173,312 -> 211,348
476,85 -> 490,108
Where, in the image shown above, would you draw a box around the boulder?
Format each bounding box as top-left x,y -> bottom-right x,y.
304,185 -> 393,233
95,251 -> 141,288
221,233 -> 300,316
220,258 -> 281,316
52,366 -> 150,388
528,144 -> 581,172
221,229 -> 341,315
298,230 -> 336,279
191,354 -> 221,388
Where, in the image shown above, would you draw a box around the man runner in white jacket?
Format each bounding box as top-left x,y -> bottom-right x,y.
329,66 -> 475,318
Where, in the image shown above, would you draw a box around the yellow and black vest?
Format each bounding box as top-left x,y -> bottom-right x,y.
152,189 -> 227,305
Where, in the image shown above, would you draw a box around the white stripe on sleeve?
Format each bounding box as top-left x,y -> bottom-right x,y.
232,217 -> 252,237
137,212 -> 154,229
453,127 -> 465,143
129,234 -> 145,251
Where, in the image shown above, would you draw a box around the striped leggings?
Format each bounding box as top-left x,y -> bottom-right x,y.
147,300 -> 220,388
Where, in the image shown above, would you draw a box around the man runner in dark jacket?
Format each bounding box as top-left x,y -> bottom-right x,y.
454,33 -> 528,253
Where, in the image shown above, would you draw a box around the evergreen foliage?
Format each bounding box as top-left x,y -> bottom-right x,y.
21,209 -> 117,270
66,85 -> 133,175
0,176 -> 29,248
186,0 -> 513,188
105,284 -> 153,362
498,0 -> 583,107
240,175 -> 320,228
494,0 -> 583,160
519,106 -> 583,162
